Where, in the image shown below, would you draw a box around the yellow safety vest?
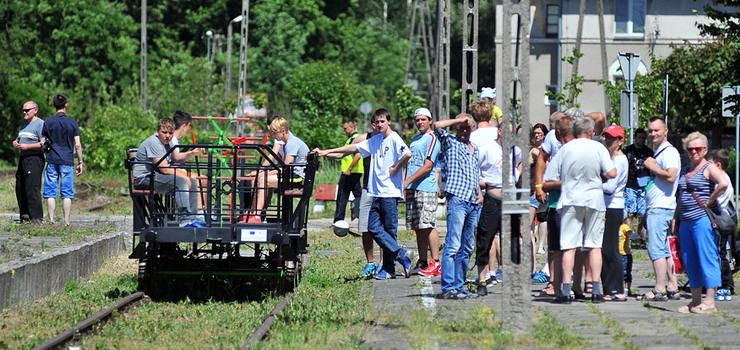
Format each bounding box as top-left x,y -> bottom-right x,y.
340,133 -> 363,173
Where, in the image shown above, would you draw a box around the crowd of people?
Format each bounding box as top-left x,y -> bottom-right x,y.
14,87 -> 735,314
316,87 -> 735,313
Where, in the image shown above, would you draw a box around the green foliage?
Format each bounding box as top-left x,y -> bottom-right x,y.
394,85 -> 427,123
545,48 -> 584,108
286,61 -> 360,150
81,93 -> 156,171
600,54 -> 667,130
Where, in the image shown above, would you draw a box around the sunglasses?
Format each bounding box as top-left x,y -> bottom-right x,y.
22,108 -> 34,113
687,146 -> 706,152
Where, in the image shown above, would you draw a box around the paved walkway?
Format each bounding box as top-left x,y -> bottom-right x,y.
356,227 -> 740,350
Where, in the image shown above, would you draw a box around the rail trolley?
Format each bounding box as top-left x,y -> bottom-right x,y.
125,143 -> 318,299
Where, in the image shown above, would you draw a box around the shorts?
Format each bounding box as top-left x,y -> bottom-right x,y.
357,189 -> 373,233
646,207 -> 674,260
529,194 -> 540,208
559,205 -> 605,250
43,163 -> 75,199
621,254 -> 633,283
625,187 -> 646,216
547,207 -> 561,252
405,189 -> 438,230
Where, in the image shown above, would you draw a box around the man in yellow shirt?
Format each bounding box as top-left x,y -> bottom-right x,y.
333,120 -> 364,224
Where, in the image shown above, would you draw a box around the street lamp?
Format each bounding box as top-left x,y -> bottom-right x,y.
226,15 -> 243,99
206,30 -> 214,62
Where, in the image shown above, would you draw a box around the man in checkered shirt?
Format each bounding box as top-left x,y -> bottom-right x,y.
434,113 -> 484,299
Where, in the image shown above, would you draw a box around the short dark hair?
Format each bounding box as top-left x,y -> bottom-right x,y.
648,117 -> 666,126
53,93 -> 67,110
709,149 -> 730,170
343,119 -> 356,125
173,110 -> 192,129
267,114 -> 283,126
635,128 -> 647,135
372,109 -> 392,123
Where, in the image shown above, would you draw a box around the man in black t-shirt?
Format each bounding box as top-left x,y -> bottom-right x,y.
623,128 -> 653,238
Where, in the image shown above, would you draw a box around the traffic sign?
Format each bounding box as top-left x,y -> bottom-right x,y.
722,86 -> 739,118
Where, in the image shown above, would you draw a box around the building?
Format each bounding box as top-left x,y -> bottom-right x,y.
495,0 -> 720,125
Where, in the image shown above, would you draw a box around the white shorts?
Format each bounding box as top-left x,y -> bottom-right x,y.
357,189 -> 373,233
559,205 -> 605,250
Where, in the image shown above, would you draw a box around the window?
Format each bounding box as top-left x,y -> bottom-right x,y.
546,5 -> 559,38
615,0 -> 645,36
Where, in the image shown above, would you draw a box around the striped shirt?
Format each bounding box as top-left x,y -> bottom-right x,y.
678,162 -> 718,221
435,128 -> 480,203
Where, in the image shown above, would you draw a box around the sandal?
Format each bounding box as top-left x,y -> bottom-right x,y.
677,304 -> 698,314
604,294 -> 628,302
666,289 -> 682,300
690,302 -> 718,314
636,290 -> 668,302
535,282 -> 556,297
584,281 -> 593,294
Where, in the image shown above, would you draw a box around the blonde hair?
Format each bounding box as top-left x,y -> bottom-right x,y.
268,116 -> 289,133
682,131 -> 708,151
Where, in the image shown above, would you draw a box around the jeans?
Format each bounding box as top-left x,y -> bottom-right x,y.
334,173 -> 362,222
646,207 -> 674,260
43,163 -> 75,199
368,196 -> 407,274
441,195 -> 481,294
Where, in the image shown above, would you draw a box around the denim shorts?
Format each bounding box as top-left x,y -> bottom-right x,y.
43,163 -> 75,199
625,188 -> 646,216
646,207 -> 674,260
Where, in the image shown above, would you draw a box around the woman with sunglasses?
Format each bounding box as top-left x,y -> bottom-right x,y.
675,132 -> 728,314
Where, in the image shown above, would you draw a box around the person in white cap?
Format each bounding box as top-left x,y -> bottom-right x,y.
479,87 -> 503,126
403,107 -> 442,276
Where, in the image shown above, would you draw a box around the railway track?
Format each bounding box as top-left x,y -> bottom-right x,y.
32,292 -> 147,350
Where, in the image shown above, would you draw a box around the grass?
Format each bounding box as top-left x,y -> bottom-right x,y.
587,303 -> 639,350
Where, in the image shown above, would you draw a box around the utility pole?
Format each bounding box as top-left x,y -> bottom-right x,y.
597,0 -> 610,113
236,0 -> 250,135
500,0 -> 531,334
435,0 -> 450,120
140,0 -> 147,109
226,15 -> 243,100
404,0 -> 434,100
460,0 -> 479,113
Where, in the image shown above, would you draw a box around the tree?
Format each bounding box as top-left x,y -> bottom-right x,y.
286,61 -> 360,150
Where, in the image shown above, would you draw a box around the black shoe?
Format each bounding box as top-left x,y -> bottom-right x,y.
552,294 -> 572,304
477,282 -> 488,297
591,294 -> 605,304
573,292 -> 587,300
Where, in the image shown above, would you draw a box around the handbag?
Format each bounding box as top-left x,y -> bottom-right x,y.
668,236 -> 683,274
686,168 -> 737,237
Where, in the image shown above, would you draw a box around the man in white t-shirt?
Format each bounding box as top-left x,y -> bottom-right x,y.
641,117 -> 681,301
549,116 -> 616,304
316,109 -> 413,279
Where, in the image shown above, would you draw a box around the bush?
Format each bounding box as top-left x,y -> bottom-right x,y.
286,61 -> 361,150
81,100 -> 156,171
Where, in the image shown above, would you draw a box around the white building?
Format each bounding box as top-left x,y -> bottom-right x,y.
495,0 -> 720,125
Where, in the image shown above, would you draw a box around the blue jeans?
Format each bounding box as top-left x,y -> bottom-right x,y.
441,195 -> 481,294
646,207 -> 674,260
368,197 -> 407,274
43,163 -> 75,199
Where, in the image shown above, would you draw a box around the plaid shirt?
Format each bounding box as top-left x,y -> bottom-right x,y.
435,128 -> 480,203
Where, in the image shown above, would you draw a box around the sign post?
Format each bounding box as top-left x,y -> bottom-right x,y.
722,86 -> 740,215
359,101 -> 372,132
618,52 -> 640,143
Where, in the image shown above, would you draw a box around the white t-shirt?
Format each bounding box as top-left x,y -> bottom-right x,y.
470,126 -> 498,145
478,140 -> 503,187
645,141 -> 681,209
356,132 -> 411,198
541,129 -> 561,158
603,154 -> 628,209
551,138 -> 615,210
718,172 -> 734,211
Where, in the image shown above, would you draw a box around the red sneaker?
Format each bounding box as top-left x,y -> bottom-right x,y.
418,260 -> 441,276
246,215 -> 262,224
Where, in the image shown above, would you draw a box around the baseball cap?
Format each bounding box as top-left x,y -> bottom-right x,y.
414,107 -> 432,118
602,124 -> 625,139
480,87 -> 496,99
